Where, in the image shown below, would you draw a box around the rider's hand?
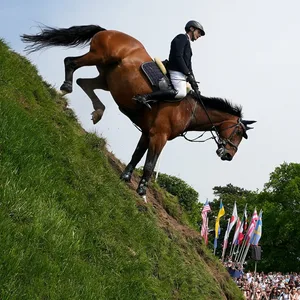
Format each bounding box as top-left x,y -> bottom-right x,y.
186,73 -> 199,91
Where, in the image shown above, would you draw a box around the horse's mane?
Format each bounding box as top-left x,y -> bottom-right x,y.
198,95 -> 243,118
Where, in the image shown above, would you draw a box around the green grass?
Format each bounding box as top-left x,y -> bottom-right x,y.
0,40 -> 243,299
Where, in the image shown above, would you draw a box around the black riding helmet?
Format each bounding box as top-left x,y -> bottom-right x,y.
185,20 -> 205,36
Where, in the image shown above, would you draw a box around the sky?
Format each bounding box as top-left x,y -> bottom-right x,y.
2,0 -> 300,203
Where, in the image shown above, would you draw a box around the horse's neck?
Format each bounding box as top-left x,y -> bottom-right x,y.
188,102 -> 237,131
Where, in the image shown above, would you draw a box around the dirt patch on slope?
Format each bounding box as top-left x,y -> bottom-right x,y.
106,150 -> 201,240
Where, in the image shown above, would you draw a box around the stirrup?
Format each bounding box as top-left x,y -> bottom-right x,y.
133,95 -> 152,110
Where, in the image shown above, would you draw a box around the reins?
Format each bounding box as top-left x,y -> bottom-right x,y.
181,90 -> 242,151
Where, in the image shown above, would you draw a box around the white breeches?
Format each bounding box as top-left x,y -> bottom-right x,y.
169,70 -> 187,99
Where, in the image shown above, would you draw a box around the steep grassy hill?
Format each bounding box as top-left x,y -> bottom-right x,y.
0,40 -> 243,300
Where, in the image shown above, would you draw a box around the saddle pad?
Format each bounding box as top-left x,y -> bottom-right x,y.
141,61 -> 165,88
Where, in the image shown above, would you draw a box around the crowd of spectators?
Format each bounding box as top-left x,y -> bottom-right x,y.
224,261 -> 300,299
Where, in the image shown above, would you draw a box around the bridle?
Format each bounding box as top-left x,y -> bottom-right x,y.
182,94 -> 246,158
216,119 -> 246,157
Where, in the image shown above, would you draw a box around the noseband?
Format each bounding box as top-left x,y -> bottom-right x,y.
217,118 -> 245,152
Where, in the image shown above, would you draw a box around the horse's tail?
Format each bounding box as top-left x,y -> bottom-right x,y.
21,25 -> 106,53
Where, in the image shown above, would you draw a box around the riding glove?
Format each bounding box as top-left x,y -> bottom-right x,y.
186,73 -> 199,91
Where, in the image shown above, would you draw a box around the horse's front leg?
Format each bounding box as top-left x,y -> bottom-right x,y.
76,75 -> 108,124
137,133 -> 167,196
120,133 -> 149,182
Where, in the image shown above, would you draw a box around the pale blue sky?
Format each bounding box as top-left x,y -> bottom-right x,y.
2,0 -> 300,202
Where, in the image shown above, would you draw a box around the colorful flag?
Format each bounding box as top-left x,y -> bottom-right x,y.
228,202 -> 238,235
214,200 -> 225,250
232,217 -> 241,245
250,211 -> 263,245
245,208 -> 259,243
238,205 -> 248,244
221,218 -> 230,261
201,200 -> 211,245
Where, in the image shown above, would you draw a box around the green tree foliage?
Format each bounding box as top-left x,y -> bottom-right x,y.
210,164 -> 300,272
156,173 -> 202,228
258,163 -> 300,272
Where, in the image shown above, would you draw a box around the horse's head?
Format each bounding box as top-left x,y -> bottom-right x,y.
216,118 -> 256,161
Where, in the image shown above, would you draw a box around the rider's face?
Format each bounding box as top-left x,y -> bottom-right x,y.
190,28 -> 202,41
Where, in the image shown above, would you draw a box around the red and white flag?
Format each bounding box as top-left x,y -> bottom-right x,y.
228,202 -> 238,235
245,209 -> 259,244
232,217 -> 241,245
201,200 -> 211,245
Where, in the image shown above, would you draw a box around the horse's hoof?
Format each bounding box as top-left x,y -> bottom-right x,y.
91,109 -> 104,124
137,185 -> 146,196
59,90 -> 68,96
60,81 -> 73,94
120,172 -> 131,182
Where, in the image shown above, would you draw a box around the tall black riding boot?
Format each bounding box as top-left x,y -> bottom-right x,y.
133,89 -> 178,109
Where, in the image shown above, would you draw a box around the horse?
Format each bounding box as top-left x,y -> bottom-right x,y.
21,24 -> 256,196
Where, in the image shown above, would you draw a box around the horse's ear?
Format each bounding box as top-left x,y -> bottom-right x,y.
242,120 -> 256,125
241,120 -> 256,139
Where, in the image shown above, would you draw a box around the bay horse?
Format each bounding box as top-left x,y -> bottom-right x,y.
21,25 -> 255,196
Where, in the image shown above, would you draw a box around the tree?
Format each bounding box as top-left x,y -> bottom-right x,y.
156,173 -> 202,228
257,163 -> 300,272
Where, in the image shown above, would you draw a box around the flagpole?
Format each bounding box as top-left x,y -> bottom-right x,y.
241,209 -> 262,265
237,207 -> 256,263
241,243 -> 251,265
229,217 -> 240,257
236,239 -> 246,263
230,243 -> 237,257
201,200 -> 211,246
253,261 -> 258,299
232,203 -> 247,258
205,215 -> 209,245
233,243 -> 241,262
233,204 -> 247,261
221,218 -> 230,262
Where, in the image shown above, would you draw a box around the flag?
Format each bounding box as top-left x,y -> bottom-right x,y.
214,200 -> 225,250
228,202 -> 238,235
238,205 -> 248,244
250,211 -> 262,245
245,208 -> 259,243
201,200 -> 211,245
221,218 -> 230,261
232,217 -> 241,245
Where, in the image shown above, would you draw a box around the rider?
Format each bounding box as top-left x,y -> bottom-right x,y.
133,20 -> 205,108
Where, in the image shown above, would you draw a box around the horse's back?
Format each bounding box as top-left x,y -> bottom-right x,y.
91,30 -> 151,62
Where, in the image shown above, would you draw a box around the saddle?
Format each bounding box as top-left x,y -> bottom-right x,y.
141,58 -> 191,94
141,58 -> 172,91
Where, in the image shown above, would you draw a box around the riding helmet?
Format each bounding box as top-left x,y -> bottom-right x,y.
185,20 -> 205,36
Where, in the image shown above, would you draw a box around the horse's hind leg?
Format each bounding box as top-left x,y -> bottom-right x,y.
76,75 -> 108,124
60,51 -> 107,95
60,55 -> 84,94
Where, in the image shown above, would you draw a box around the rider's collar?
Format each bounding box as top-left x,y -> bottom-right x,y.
186,33 -> 191,43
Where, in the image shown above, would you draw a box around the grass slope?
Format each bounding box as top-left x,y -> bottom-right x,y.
0,40 -> 243,300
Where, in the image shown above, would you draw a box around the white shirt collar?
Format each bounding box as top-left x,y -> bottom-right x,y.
186,33 -> 192,44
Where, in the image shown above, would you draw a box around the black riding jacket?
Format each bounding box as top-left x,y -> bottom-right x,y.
168,34 -> 193,76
